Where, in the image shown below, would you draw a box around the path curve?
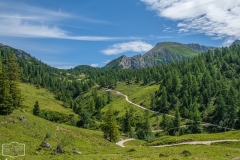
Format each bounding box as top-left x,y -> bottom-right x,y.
115,90 -> 233,130
116,138 -> 135,147
152,140 -> 240,148
116,138 -> 240,148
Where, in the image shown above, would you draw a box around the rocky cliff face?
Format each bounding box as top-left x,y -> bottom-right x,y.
104,42 -> 216,69
184,43 -> 215,52
0,43 -> 31,60
118,54 -> 147,69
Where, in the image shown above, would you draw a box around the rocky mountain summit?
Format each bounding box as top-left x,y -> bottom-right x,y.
0,43 -> 31,60
103,42 -> 216,69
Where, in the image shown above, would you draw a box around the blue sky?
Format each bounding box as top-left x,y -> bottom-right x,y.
0,0 -> 239,69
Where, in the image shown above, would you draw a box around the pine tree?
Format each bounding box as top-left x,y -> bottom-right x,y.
160,114 -> 173,134
101,107 -> 120,142
191,107 -> 202,133
107,92 -> 112,104
142,110 -> 152,140
150,94 -> 156,109
7,53 -> 22,108
173,106 -> 181,135
33,101 -> 40,116
0,72 -> 14,115
159,86 -> 168,112
122,110 -> 131,133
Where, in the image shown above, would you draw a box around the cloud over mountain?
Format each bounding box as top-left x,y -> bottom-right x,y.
101,41 -> 154,55
141,0 -> 240,45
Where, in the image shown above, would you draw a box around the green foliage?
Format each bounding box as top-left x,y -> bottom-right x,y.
122,110 -> 132,133
39,110 -> 73,124
173,107 -> 181,135
33,100 -> 40,116
160,114 -> 173,134
181,150 -> 192,157
136,110 -> 154,140
101,107 -> 120,142
0,53 -> 21,115
77,109 -> 95,128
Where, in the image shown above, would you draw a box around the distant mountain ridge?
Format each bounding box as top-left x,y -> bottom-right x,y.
103,42 -> 216,69
230,40 -> 240,46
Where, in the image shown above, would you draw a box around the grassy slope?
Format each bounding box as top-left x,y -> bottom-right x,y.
2,109 -> 239,160
146,131 -> 240,146
1,83 -> 240,159
0,110 -> 126,160
148,42 -> 200,58
124,131 -> 240,159
0,83 -> 125,159
115,82 -> 159,109
19,83 -> 75,115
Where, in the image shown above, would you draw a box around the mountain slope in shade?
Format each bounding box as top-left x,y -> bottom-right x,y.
0,43 -> 32,60
230,40 -> 240,46
103,42 -> 216,69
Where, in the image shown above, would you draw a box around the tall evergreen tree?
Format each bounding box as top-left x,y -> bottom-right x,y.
122,110 -> 131,133
159,86 -> 168,112
7,53 -> 22,108
33,101 -> 40,116
173,106 -> 181,135
107,92 -> 113,104
0,72 -> 14,115
160,114 -> 173,134
101,107 -> 120,142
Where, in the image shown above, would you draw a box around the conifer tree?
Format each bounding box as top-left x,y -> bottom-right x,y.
159,86 -> 168,112
0,72 -> 14,115
107,92 -> 112,104
101,107 -> 120,142
7,53 -> 22,108
160,114 -> 173,134
122,110 -> 131,133
173,106 -> 181,135
33,101 -> 40,116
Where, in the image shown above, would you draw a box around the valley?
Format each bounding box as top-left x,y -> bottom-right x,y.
1,41 -> 240,159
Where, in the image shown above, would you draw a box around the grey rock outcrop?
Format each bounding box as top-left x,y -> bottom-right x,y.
41,142 -> 52,148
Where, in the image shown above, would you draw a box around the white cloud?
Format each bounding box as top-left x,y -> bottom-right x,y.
141,0 -> 240,45
90,64 -> 99,67
101,41 -> 154,55
0,2 -> 125,41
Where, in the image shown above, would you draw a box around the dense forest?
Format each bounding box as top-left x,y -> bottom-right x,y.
0,53 -> 22,115
1,44 -> 240,141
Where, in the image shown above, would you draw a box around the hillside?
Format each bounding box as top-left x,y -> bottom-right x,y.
103,42 -> 216,69
0,110 -> 125,160
1,42 -> 240,159
0,83 -> 126,159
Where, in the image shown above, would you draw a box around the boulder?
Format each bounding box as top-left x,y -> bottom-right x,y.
40,142 -> 52,148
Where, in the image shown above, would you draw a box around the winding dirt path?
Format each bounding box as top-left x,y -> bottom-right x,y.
152,140 -> 240,148
116,138 -> 135,147
115,90 -> 233,130
116,139 -> 240,148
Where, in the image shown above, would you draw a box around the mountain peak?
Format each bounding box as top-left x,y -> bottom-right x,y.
103,41 -> 217,69
231,40 -> 240,46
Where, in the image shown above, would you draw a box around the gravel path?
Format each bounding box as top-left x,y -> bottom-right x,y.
115,90 -> 233,130
116,138 -> 135,147
152,140 -> 240,148
116,138 -> 240,148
